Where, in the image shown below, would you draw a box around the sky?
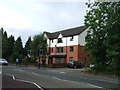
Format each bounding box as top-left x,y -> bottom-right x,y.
0,0 -> 89,47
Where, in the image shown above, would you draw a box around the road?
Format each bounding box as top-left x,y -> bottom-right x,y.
2,65 -> 119,89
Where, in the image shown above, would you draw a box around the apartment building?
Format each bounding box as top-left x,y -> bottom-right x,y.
45,26 -> 90,66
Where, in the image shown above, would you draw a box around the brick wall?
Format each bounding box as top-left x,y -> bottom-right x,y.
46,45 -> 90,66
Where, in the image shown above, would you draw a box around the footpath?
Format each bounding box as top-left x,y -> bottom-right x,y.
2,74 -> 42,90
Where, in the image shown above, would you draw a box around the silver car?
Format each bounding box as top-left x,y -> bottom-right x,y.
0,58 -> 8,65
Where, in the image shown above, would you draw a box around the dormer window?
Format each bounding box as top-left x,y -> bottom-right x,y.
70,36 -> 74,41
57,38 -> 63,43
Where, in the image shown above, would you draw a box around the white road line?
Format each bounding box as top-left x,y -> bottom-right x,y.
32,72 -> 38,75
62,79 -> 69,82
52,76 -> 62,80
19,70 -> 24,72
60,72 -> 65,74
34,83 -> 44,90
4,74 -> 44,90
52,76 -> 105,89
0,72 -> 1,74
86,83 -> 104,88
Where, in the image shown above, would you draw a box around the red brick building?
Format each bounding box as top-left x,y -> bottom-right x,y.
45,26 -> 90,66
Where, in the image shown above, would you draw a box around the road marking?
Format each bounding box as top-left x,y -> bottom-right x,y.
19,70 -> 24,72
51,76 -> 105,89
52,76 -> 62,80
62,79 -> 69,82
34,83 -> 44,90
60,72 -> 65,74
86,83 -> 104,88
32,72 -> 38,75
4,74 -> 44,90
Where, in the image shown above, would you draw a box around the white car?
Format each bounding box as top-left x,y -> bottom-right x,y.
0,58 -> 8,65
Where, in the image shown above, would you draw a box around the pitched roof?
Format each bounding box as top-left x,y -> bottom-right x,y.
45,26 -> 87,39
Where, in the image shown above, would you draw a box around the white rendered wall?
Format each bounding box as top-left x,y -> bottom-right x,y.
46,28 -> 89,47
48,36 -> 79,47
78,28 -> 89,46
67,35 -> 79,46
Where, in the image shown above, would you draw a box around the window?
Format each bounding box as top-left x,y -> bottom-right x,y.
57,38 -> 63,43
57,47 -> 63,53
70,46 -> 74,52
56,58 -> 62,63
69,57 -> 74,61
70,36 -> 74,41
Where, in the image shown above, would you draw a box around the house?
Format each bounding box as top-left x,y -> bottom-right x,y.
44,26 -> 90,66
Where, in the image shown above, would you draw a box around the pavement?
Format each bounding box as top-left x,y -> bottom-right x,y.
2,74 -> 42,90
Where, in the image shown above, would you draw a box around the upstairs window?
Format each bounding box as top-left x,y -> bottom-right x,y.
70,46 -> 74,52
57,38 -> 63,43
57,47 -> 63,53
70,36 -> 74,41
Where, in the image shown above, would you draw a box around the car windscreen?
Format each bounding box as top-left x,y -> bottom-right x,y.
0,59 -> 6,61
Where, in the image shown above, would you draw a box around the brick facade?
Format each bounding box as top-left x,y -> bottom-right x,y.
46,45 -> 89,66
45,26 -> 90,66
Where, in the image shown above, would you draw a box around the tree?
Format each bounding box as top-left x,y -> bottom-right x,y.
0,28 -> 3,58
12,36 -> 23,61
1,28 -> 15,61
2,28 -> 9,59
25,36 -> 32,50
105,2 -> 120,74
31,33 -> 47,57
24,36 -> 32,57
8,35 -> 15,58
84,1 -> 120,74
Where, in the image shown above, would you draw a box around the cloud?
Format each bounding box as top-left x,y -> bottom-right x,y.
0,5 -> 32,29
0,0 -> 88,46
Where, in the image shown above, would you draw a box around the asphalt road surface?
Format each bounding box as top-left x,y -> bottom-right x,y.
1,65 -> 120,90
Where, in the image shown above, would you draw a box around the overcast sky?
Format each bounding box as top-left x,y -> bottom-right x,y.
0,0 -> 89,46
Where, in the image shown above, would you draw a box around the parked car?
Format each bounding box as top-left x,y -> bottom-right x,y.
0,58 -> 8,65
67,61 -> 84,68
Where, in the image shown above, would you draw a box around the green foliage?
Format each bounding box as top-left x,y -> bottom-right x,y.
1,28 -> 9,59
1,28 -> 47,65
11,36 -> 23,61
24,36 -> 32,57
8,35 -> 15,58
31,33 -> 47,57
0,30 -> 2,58
1,28 -> 16,61
84,1 -> 120,75
25,36 -> 32,50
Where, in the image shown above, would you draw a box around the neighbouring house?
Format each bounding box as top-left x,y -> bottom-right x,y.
44,26 -> 90,66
